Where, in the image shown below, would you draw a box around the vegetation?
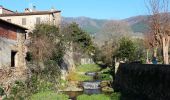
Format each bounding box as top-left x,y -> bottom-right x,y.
27,24 -> 63,92
30,91 -> 69,100
76,64 -> 101,72
146,0 -> 170,64
67,64 -> 100,81
111,93 -> 121,100
98,67 -> 113,81
4,81 -> 28,99
61,22 -> 94,56
77,94 -> 110,100
67,72 -> 93,81
0,86 -> 4,96
5,24 -> 65,99
116,37 -> 137,62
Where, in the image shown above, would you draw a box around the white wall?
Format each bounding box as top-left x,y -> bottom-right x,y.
0,13 -> 61,29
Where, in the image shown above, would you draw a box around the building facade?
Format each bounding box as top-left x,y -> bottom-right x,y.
0,6 -> 61,30
0,19 -> 27,69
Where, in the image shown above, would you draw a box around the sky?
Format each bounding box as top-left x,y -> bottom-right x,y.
0,0 -> 148,19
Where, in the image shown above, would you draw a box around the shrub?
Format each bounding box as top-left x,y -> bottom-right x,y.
98,74 -> 112,81
114,63 -> 170,100
0,86 -> 4,96
6,81 -> 28,100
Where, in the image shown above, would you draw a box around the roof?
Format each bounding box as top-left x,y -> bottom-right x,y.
0,10 -> 61,17
0,19 -> 28,30
0,6 -> 15,13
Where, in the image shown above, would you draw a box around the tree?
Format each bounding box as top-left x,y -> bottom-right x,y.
146,0 -> 170,64
116,37 -> 137,62
101,41 -> 115,66
29,24 -> 60,67
95,20 -> 132,47
61,23 -> 94,56
143,32 -> 155,63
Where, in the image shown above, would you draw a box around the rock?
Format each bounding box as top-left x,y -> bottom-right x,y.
102,87 -> 114,92
100,81 -> 109,87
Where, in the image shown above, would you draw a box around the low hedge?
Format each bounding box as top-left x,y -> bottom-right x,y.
114,63 -> 170,100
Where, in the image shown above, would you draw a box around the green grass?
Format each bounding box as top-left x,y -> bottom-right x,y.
77,94 -> 110,100
76,64 -> 101,72
99,67 -> 113,81
67,64 -> 100,81
30,91 -> 69,100
67,72 -> 93,81
99,74 -> 113,81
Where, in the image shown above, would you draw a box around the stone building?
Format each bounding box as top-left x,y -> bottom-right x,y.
0,6 -> 61,30
0,19 -> 28,86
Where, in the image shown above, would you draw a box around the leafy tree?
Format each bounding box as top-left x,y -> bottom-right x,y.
29,24 -> 64,66
116,37 -> 137,62
61,22 -> 94,57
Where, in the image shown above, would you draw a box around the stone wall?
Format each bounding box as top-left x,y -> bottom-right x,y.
61,43 -> 75,80
0,37 -> 17,68
81,58 -> 94,65
0,30 -> 28,90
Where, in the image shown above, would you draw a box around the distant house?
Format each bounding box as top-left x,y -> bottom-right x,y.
0,5 -> 61,30
0,19 -> 27,69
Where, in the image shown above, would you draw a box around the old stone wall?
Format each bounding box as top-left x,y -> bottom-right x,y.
0,30 -> 28,90
61,43 -> 75,80
0,37 -> 17,68
81,58 -> 94,65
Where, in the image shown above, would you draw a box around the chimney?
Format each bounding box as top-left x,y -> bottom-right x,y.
24,8 -> 30,13
33,6 -> 36,12
0,5 -> 3,14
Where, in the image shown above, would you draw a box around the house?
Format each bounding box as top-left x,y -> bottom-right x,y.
0,18 -> 27,70
0,6 -> 61,30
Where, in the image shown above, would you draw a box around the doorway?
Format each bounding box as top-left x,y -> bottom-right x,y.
11,51 -> 17,67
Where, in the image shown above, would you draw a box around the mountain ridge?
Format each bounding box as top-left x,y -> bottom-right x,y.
62,15 -> 149,34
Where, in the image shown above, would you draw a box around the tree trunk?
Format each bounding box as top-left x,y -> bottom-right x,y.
153,47 -> 157,58
146,49 -> 149,63
162,36 -> 169,64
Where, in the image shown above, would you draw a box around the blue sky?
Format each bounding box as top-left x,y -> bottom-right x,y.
0,0 -> 147,19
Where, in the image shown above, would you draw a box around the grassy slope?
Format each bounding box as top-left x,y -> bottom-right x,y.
77,94 -> 110,100
30,91 -> 69,100
67,64 -> 101,81
77,64 -> 101,72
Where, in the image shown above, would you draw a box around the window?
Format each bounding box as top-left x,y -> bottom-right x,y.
7,19 -> 11,22
36,17 -> 41,24
22,18 -> 26,25
11,51 -> 17,67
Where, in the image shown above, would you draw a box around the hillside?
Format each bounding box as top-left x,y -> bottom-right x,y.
62,17 -> 108,34
62,15 -> 149,34
124,15 -> 149,33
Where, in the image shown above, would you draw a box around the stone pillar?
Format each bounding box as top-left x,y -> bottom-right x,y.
15,30 -> 27,75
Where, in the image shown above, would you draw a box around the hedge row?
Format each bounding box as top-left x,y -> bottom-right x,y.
114,63 -> 170,100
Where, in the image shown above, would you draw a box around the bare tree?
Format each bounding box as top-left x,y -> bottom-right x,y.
146,0 -> 170,64
143,32 -> 154,63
